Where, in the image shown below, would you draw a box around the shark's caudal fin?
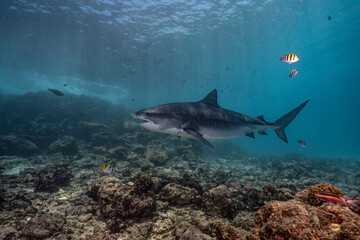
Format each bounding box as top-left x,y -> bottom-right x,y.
274,99 -> 310,143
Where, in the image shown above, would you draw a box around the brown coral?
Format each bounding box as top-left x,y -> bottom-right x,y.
306,183 -> 343,206
134,176 -> 156,193
249,200 -> 360,240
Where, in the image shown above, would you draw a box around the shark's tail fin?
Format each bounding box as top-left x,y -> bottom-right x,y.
274,100 -> 310,143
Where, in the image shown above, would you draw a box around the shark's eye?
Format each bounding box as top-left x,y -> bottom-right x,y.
146,112 -> 150,116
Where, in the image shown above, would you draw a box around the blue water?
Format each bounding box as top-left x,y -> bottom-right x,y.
0,0 -> 359,158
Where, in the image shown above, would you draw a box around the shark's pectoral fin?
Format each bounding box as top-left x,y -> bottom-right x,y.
258,130 -> 267,135
246,132 -> 255,138
184,128 -> 214,148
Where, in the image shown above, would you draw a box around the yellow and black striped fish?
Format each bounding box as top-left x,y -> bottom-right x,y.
289,69 -> 299,78
100,164 -> 113,174
279,54 -> 299,64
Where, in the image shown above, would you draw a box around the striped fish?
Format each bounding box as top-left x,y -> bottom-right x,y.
100,164 -> 113,174
279,54 -> 299,64
289,69 -> 299,78
315,192 -> 359,208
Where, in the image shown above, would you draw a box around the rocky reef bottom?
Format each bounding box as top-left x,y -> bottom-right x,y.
1,151 -> 359,240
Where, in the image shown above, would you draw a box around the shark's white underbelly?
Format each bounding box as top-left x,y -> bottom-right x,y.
140,122 -> 273,140
140,122 -> 196,139
200,126 -> 252,140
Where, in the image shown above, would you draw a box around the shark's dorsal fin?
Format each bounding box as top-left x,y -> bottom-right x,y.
246,132 -> 255,138
199,89 -> 219,107
258,130 -> 267,135
257,115 -> 266,122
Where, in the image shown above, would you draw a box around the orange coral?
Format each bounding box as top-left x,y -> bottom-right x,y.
306,183 -> 343,206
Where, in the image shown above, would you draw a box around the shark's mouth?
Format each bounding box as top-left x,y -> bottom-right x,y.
131,112 -> 153,123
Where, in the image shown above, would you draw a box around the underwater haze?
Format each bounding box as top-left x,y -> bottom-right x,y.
1,1 -> 360,239
1,0 -> 359,158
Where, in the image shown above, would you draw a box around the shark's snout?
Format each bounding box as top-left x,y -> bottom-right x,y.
131,112 -> 138,119
131,111 -> 151,123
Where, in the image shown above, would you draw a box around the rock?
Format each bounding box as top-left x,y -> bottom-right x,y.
79,213 -> 93,223
90,132 -> 119,147
157,172 -> 203,194
262,184 -> 277,195
107,146 -> 128,161
249,200 -> 360,240
236,189 -> 266,212
91,177 -> 156,232
277,183 -> 298,192
122,167 -> 132,177
35,164 -> 72,192
48,136 -> 78,155
176,221 -> 213,240
88,176 -> 122,200
145,147 -> 169,166
133,176 -> 156,193
0,187 -> 5,204
77,121 -> 111,139
262,184 -> 296,202
203,185 -> 232,217
21,212 -> 65,239
159,183 -> 201,206
139,159 -> 155,171
231,211 -> 255,231
0,226 -> 18,240
0,135 -> 40,156
211,220 -> 244,240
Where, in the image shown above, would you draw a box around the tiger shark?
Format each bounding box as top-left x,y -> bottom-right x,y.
132,89 -> 309,148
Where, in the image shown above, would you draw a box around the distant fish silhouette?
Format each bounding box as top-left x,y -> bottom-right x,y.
298,140 -> 306,148
64,84 -> 68,87
48,88 -> 64,96
229,182 -> 240,190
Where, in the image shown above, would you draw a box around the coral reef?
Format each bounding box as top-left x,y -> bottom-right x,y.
249,199 -> 360,240
133,175 -> 156,193
21,212 -> 65,239
35,164 -> 73,192
175,221 -> 213,240
211,220 -> 244,240
159,183 -> 201,206
306,182 -> 343,206
48,136 -> 79,156
0,135 -> 40,156
145,146 -> 169,166
203,185 -> 232,217
92,177 -> 156,232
